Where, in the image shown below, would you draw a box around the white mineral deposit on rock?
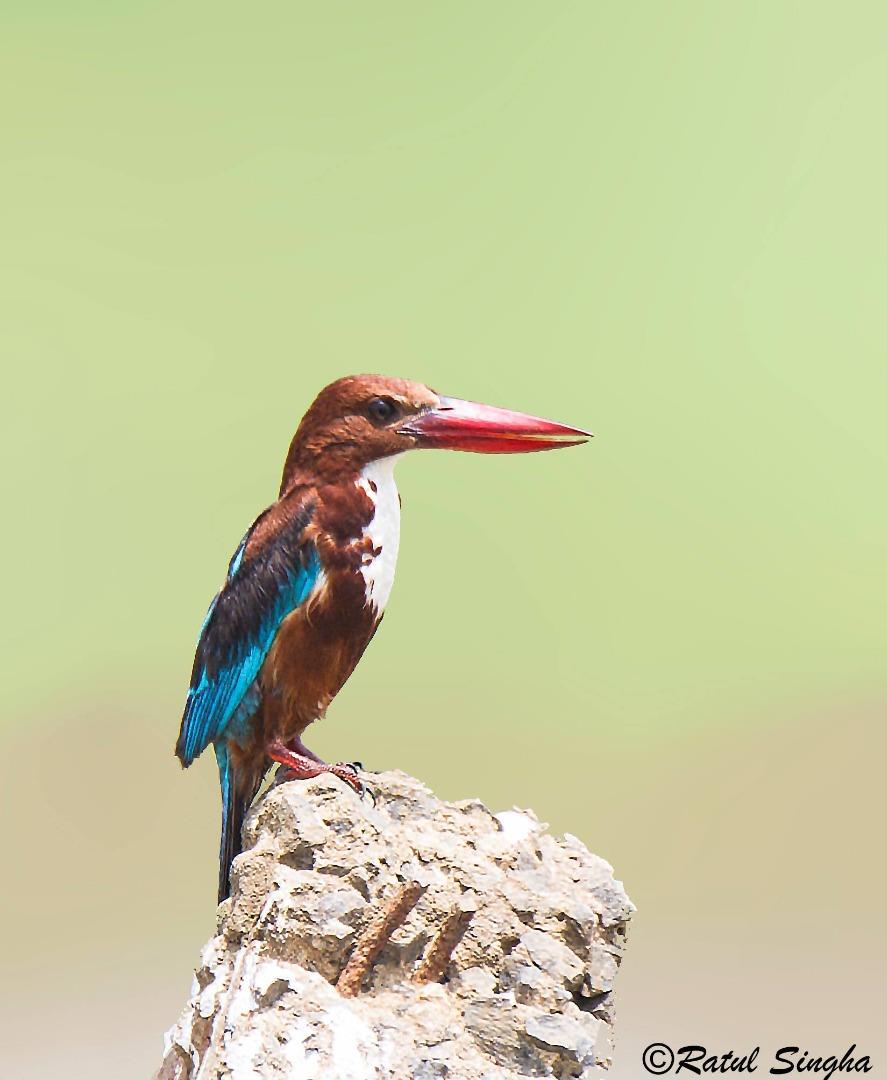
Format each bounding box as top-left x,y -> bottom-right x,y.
157,770 -> 634,1080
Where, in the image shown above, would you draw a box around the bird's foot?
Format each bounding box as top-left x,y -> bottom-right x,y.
281,757 -> 367,798
267,740 -> 371,800
339,761 -> 375,805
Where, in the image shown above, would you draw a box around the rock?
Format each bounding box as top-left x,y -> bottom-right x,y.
525,1010 -> 610,1067
157,770 -> 634,1079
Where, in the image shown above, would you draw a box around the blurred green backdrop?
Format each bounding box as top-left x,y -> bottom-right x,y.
2,3 -> 884,1077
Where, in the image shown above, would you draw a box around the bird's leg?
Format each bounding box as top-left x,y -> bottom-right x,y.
286,734 -> 364,776
267,737 -> 365,797
284,735 -> 325,765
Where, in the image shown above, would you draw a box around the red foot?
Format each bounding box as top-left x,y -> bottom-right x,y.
267,738 -> 366,797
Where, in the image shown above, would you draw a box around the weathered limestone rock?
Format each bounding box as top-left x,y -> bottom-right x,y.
158,771 -> 634,1079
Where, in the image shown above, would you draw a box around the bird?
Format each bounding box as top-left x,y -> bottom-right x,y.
175,375 -> 591,902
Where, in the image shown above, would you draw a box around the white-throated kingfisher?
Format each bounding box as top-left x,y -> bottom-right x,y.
175,376 -> 591,902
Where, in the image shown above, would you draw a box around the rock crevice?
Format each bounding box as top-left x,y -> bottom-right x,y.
158,771 -> 634,1079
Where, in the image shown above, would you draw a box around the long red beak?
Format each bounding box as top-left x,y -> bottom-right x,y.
399,396 -> 592,454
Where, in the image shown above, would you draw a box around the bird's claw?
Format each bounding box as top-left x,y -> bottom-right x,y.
329,761 -> 371,801
332,762 -> 376,805
274,755 -> 374,803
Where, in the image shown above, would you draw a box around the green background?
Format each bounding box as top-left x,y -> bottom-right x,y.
2,4 -> 884,1076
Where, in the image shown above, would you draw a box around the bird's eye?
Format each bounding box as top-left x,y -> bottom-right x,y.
366,396 -> 399,425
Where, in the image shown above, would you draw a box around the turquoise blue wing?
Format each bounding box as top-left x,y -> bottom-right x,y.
175,501 -> 319,766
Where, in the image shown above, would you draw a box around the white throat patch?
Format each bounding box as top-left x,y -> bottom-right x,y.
355,454 -> 403,614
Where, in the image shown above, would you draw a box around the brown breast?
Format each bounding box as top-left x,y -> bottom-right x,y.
258,476 -> 381,743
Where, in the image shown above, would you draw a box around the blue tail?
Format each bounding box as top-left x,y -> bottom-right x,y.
215,743 -> 250,904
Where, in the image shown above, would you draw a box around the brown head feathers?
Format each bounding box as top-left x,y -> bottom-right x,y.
280,375 -> 439,493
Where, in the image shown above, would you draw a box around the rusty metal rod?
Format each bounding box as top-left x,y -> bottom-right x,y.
336,881 -> 425,997
411,904 -> 476,984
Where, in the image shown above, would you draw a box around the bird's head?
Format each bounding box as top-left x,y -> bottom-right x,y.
281,374 -> 591,489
